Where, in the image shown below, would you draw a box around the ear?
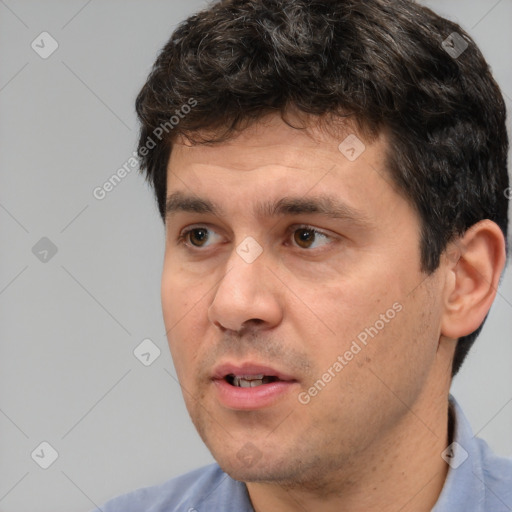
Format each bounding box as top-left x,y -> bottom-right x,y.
441,220 -> 507,339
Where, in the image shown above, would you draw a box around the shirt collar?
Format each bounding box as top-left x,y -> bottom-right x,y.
432,394 -> 486,512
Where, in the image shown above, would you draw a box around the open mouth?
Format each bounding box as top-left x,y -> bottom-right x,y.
225,374 -> 280,388
212,364 -> 297,409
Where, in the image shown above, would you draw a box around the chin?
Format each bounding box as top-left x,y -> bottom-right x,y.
212,446 -> 302,484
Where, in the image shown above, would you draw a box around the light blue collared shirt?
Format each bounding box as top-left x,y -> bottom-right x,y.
433,396 -> 512,511
95,396 -> 512,512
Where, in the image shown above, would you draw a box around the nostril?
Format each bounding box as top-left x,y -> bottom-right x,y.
236,319 -> 265,334
247,319 -> 264,326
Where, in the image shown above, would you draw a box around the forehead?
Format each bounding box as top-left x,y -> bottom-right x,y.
163,117 -> 408,236
167,115 -> 408,221
164,115 -> 422,262
167,114 -> 388,181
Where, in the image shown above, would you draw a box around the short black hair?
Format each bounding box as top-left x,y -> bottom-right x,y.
135,0 -> 509,376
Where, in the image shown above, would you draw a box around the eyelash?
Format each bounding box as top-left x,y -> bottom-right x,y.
176,224 -> 333,251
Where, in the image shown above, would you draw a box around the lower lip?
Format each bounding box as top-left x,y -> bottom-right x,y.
212,378 -> 298,410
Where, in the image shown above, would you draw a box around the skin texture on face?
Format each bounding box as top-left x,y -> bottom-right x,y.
161,114 -> 457,511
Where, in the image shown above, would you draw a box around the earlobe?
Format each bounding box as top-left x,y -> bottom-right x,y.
440,220 -> 506,339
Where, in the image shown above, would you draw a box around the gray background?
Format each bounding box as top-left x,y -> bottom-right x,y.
0,1 -> 510,511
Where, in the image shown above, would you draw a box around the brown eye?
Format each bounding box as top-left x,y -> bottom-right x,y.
188,228 -> 209,247
293,228 -> 316,249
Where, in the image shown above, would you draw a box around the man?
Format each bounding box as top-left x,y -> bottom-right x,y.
96,0 -> 511,510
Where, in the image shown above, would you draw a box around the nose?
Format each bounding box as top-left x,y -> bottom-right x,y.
207,249 -> 283,333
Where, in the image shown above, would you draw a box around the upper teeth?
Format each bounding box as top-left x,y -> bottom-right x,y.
232,374 -> 269,387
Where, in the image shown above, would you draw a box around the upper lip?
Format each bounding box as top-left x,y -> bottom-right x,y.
212,362 -> 297,382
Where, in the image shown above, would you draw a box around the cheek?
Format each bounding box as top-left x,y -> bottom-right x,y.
161,261 -> 208,375
288,263 -> 425,392
355,279 -> 443,398
292,269 -> 400,339
161,257 -> 207,321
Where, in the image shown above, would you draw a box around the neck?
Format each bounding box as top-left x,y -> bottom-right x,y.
246,386 -> 452,512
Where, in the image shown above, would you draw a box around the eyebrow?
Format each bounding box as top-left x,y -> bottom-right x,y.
165,191 -> 371,226
257,196 -> 369,225
166,191 -> 222,218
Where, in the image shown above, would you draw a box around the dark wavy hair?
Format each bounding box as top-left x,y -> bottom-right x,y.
135,0 -> 509,376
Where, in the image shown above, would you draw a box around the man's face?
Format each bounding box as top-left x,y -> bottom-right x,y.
161,115 -> 446,486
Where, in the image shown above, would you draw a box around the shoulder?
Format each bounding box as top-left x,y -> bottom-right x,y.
434,396 -> 512,512
94,464 -> 253,512
476,437 -> 512,510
